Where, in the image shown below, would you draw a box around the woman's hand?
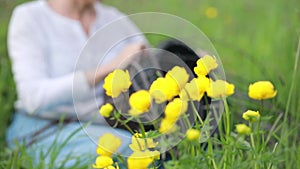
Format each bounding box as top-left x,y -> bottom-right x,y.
85,43 -> 146,87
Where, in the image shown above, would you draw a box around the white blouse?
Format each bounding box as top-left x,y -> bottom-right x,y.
8,0 -> 145,123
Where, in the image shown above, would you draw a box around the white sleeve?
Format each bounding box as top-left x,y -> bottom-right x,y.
8,6 -> 92,115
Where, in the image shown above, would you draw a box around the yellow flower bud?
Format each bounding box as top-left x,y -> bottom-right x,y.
248,81 -> 277,100
93,156 -> 113,169
186,129 -> 200,141
242,110 -> 260,122
194,55 -> 218,76
99,103 -> 114,118
235,124 -> 251,135
103,69 -> 132,98
96,133 -> 121,156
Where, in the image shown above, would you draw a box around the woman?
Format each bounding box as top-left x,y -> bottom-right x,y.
6,0 -> 146,166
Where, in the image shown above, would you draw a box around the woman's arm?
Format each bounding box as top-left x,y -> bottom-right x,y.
85,43 -> 146,87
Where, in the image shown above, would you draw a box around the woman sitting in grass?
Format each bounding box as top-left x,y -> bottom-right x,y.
6,0 -> 146,167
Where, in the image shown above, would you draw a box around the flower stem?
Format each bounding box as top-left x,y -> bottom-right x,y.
115,112 -> 135,134
191,144 -> 195,156
223,98 -> 231,138
189,97 -> 217,169
190,100 -> 204,126
135,117 -> 149,149
250,123 -> 256,150
250,122 -> 259,169
256,100 -> 263,150
208,138 -> 218,169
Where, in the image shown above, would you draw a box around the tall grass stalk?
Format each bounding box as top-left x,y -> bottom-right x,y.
280,36 -> 300,168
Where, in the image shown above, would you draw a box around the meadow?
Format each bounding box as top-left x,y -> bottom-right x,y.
0,0 -> 299,168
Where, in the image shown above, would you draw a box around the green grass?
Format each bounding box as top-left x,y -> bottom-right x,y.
0,121 -> 94,169
0,0 -> 299,168
0,0 -> 20,149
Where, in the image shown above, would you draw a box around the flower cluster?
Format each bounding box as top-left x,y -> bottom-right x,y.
183,55 -> 234,100
99,54 -> 236,140
96,54 -> 279,169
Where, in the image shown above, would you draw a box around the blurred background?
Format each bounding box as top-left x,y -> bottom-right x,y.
1,0 -> 299,151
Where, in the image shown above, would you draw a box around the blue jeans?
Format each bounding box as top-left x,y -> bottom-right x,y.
6,113 -> 132,167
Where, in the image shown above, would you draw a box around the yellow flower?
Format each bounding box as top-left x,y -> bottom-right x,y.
129,90 -> 151,115
186,129 -> 200,141
96,133 -> 121,156
93,156 -> 113,169
242,110 -> 260,122
159,118 -> 177,134
164,98 -> 188,121
206,79 -> 235,98
248,81 -> 277,100
149,77 -> 178,103
165,66 -> 189,89
195,75 -> 210,92
127,150 -> 160,169
103,69 -> 132,98
194,55 -> 218,76
99,103 -> 114,118
165,77 -> 181,98
180,76 -> 210,101
235,124 -> 251,135
158,67 -> 190,100
205,7 -> 218,19
129,133 -> 158,151
180,82 -> 202,101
